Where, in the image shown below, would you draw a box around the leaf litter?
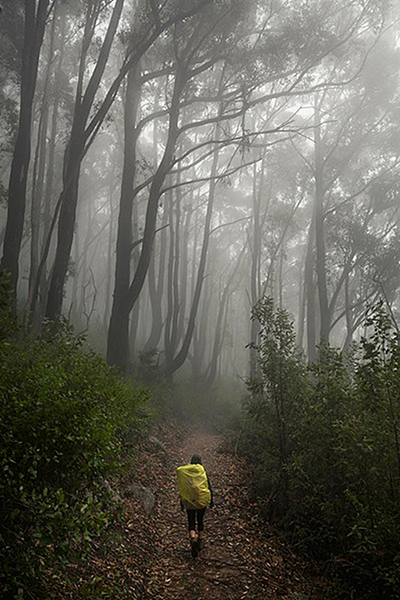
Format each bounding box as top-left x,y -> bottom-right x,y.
60,422 -> 329,599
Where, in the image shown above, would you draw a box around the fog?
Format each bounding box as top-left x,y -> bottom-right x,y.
1,0 -> 400,389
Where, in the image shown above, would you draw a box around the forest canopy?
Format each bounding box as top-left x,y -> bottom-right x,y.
0,0 -> 399,380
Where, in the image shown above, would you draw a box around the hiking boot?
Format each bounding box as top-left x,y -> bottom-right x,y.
196,538 -> 203,551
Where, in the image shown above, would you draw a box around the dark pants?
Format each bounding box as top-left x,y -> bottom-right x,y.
187,508 -> 206,532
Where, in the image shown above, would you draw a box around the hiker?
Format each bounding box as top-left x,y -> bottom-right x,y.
177,453 -> 213,558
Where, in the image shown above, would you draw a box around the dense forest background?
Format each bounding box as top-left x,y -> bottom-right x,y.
2,0 -> 400,598
2,0 -> 400,379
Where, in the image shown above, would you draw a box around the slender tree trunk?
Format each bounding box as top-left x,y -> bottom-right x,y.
178,193 -> 191,336
106,64 -> 141,371
205,245 -> 245,387
29,101 -> 48,305
343,274 -> 354,351
142,107 -> 168,354
297,247 -> 306,349
164,187 -> 177,366
143,207 -> 168,352
305,214 -> 317,361
103,162 -> 117,333
32,12 -> 66,324
249,158 -> 264,379
162,106 -> 222,378
27,5 -> 57,309
314,104 -> 330,346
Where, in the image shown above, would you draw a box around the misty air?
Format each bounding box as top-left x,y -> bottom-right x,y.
1,1 -> 400,598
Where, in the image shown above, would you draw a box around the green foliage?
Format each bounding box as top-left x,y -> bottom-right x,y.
240,298 -> 400,598
244,297 -> 310,516
0,271 -> 17,339
0,321 -> 150,599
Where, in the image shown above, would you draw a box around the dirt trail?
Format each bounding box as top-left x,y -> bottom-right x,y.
131,426 -> 326,600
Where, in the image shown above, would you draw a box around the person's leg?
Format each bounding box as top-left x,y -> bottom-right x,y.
186,510 -> 198,557
196,508 -> 206,550
187,509 -> 196,538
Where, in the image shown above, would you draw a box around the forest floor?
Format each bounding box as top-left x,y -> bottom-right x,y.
64,422 -> 330,599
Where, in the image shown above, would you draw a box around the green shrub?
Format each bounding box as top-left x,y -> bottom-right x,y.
240,298 -> 400,598
242,296 -> 310,517
0,271 -> 17,339
0,325 -> 150,599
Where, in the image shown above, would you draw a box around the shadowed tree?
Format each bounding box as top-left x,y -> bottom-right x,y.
1,0 -> 52,292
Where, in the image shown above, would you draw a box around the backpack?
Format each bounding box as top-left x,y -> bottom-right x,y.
177,464 -> 211,510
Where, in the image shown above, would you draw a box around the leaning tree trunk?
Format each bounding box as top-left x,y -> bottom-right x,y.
27,4 -> 57,310
45,0 -> 124,320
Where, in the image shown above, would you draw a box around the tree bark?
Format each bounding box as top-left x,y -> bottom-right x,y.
106,64 -> 141,371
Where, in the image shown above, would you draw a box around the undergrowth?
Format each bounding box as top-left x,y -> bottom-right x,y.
240,297 -> 400,599
0,289 -> 151,598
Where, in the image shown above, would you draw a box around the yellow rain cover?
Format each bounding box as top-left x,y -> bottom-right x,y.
177,464 -> 211,510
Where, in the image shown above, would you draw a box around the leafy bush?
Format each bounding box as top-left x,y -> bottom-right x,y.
0,270 -> 17,339
242,296 -> 310,517
0,323 -> 150,599
240,298 -> 400,599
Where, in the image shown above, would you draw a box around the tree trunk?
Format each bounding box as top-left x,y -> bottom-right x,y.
143,207 -> 168,353
106,64 -> 141,372
45,0 -> 124,320
142,107 -> 168,354
162,108 -> 222,379
27,4 -> 57,311
204,244 -> 246,388
304,214 -> 317,361
249,159 -> 264,380
107,64 -> 186,371
314,104 -> 330,346
164,187 -> 178,366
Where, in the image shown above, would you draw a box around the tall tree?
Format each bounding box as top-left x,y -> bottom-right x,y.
45,0 -> 125,320
1,0 -> 51,290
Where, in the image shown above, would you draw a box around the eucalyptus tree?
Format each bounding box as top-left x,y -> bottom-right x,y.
106,0 -> 258,372
43,0 -> 125,321
225,0 -> 395,371
108,0 -> 356,375
44,0 -> 212,323
0,0 -> 23,210
1,0 -> 53,291
290,20 -> 400,358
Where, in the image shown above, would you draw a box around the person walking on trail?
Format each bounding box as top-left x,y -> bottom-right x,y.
177,454 -> 213,558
